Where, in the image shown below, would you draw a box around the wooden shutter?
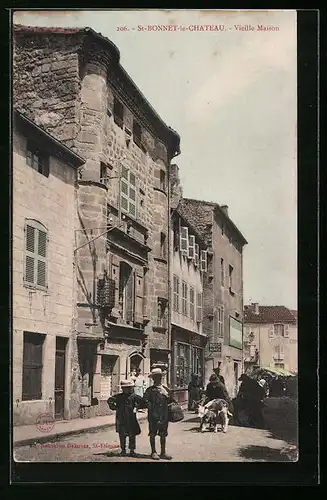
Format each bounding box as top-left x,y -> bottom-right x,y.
125,269 -> 135,323
188,235 -> 195,259
268,326 -> 274,338
134,270 -> 144,324
25,225 -> 36,284
180,226 -> 188,255
36,229 -> 47,287
196,293 -> 202,323
284,324 -> 289,337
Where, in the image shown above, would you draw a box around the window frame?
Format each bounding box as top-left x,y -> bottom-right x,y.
196,292 -> 203,323
113,98 -> 124,129
220,258 -> 225,287
180,226 -> 189,256
217,305 -> 224,337
188,235 -> 196,260
274,324 -> 285,337
26,142 -> 49,178
160,232 -> 167,260
23,219 -> 48,290
120,166 -> 137,219
200,250 -> 208,272
194,243 -> 199,267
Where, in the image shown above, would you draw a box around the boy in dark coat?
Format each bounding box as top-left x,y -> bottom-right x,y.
143,367 -> 175,461
107,379 -> 143,457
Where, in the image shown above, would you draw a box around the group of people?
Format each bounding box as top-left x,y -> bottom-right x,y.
108,367 -> 175,460
187,367 -> 234,414
233,374 -> 267,428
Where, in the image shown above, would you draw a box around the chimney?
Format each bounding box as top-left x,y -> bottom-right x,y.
170,164 -> 183,209
252,302 -> 259,315
220,205 -> 229,217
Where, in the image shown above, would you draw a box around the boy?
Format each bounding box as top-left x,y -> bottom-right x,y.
143,367 -> 175,460
107,379 -> 143,457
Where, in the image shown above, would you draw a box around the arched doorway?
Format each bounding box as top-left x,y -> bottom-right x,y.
128,351 -> 145,378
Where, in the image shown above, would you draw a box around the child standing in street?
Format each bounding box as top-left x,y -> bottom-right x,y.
107,379 -> 143,457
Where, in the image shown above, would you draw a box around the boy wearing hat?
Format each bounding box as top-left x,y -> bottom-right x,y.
143,367 -> 175,461
107,379 -> 143,457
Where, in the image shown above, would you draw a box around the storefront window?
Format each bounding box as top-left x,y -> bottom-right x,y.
174,343 -> 203,388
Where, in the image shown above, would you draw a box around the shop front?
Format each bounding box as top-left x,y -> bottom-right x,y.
171,326 -> 206,406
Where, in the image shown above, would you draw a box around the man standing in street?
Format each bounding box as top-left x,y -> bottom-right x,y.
213,366 -> 225,385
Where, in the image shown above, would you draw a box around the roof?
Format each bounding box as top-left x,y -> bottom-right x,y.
290,309 -> 298,322
244,305 -> 297,324
181,198 -> 248,245
14,109 -> 85,168
173,202 -> 207,246
13,24 -> 180,154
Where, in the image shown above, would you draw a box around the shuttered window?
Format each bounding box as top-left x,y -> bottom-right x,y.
194,244 -> 199,267
200,250 -> 208,272
188,235 -> 195,259
196,293 -> 203,323
121,166 -> 137,218
274,324 -> 285,336
22,332 -> 45,401
113,98 -> 124,128
217,305 -> 224,337
24,220 -> 48,289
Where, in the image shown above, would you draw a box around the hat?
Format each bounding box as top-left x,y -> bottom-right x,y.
209,374 -> 218,382
238,374 -> 248,381
149,367 -> 164,377
258,379 -> 266,387
120,379 -> 134,388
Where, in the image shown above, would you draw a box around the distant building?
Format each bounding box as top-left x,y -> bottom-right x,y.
169,166 -> 208,404
178,198 -> 247,399
243,304 -> 298,374
12,110 -> 85,426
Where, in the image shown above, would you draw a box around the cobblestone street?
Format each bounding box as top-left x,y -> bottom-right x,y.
14,411 -> 293,463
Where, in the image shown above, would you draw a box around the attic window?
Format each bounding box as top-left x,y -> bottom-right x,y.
113,98 -> 124,128
133,120 -> 142,149
26,143 -> 49,178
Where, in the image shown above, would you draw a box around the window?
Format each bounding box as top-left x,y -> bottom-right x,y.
160,232 -> 167,260
174,343 -> 191,388
182,281 -> 188,315
229,264 -> 234,292
24,220 -> 48,289
121,166 -> 137,218
191,346 -> 203,382
160,170 -> 166,191
26,143 -> 49,177
173,218 -> 179,250
113,98 -> 124,128
274,324 -> 285,336
133,120 -> 142,149
189,286 -> 195,320
220,258 -> 225,286
173,275 -> 180,312
100,162 -> 108,185
196,292 -> 203,323
180,226 -> 188,256
200,250 -> 207,272
217,305 -> 224,337
273,344 -> 284,360
22,332 -> 45,401
157,298 -> 167,328
119,262 -> 134,322
188,235 -> 195,259
194,244 -> 199,267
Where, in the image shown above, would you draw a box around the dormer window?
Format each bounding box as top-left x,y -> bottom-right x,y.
180,226 -> 188,256
26,142 -> 49,178
188,235 -> 195,259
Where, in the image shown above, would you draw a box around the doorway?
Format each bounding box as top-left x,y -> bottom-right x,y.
55,337 -> 67,419
129,352 -> 144,378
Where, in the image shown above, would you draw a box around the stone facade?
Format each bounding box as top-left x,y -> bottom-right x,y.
180,199 -> 247,399
13,25 -> 180,417
12,110 -> 84,425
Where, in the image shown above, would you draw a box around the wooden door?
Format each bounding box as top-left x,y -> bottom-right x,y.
55,337 -> 66,419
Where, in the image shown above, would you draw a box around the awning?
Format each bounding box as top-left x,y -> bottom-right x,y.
252,366 -> 297,378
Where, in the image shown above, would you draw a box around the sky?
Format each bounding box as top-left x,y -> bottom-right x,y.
13,9 -> 297,309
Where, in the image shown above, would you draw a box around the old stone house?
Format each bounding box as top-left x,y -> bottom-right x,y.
179,198 -> 247,399
243,304 -> 298,374
12,109 -> 85,426
169,166 -> 208,404
13,25 -> 180,417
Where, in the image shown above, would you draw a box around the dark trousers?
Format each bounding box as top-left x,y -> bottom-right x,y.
119,433 -> 136,451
